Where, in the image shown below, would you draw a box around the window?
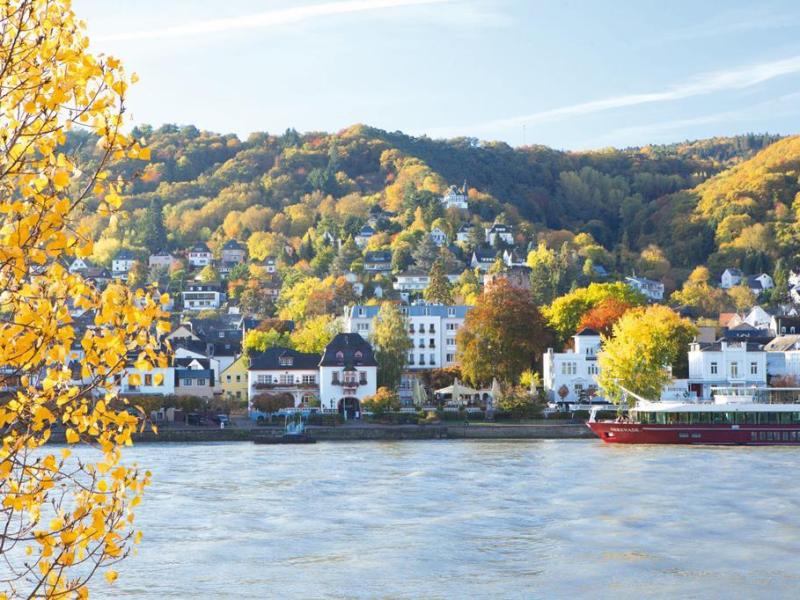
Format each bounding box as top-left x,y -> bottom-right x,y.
730,362 -> 739,378
344,371 -> 358,385
236,391 -> 241,399
257,374 -> 272,384
302,374 -> 316,384
429,353 -> 435,364
409,325 -> 415,334
226,375 -> 231,382
750,362 -> 758,375
588,364 -> 599,375
279,356 -> 293,366
145,374 -> 153,386
196,378 -> 206,386
446,353 -> 455,362
418,339 -> 425,348
561,362 -> 576,375
447,338 -> 455,347
429,338 -> 435,348
355,351 -> 363,360
359,371 -> 367,384
336,351 -> 344,363
447,308 -> 455,317
446,323 -> 457,331
419,354 -> 426,366
236,375 -> 241,382
332,372 -> 340,383
182,378 -> 192,386
710,362 -> 718,375
279,374 -> 293,385
357,323 -> 369,332
429,324 -> 435,333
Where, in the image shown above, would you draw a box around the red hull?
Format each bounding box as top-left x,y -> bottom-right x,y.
588,421 -> 800,445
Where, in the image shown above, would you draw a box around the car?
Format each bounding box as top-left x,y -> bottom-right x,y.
212,414 -> 231,426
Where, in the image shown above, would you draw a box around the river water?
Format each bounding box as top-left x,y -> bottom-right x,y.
103,440 -> 799,599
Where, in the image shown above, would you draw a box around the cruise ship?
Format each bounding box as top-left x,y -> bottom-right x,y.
588,387 -> 800,445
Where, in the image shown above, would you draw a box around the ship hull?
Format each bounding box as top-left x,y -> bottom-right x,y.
588,421 -> 800,445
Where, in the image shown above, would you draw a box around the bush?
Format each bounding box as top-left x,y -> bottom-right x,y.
361,387 -> 400,415
251,392 -> 295,414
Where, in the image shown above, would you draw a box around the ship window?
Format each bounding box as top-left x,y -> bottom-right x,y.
783,431 -> 791,441
759,432 -> 767,441
678,432 -> 689,439
690,433 -> 701,439
793,432 -> 798,441
751,432 -> 758,441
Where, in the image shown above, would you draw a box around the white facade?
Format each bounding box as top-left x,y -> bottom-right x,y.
319,365 -> 377,412
485,224 -> 514,246
743,306 -> 772,329
688,340 -> 767,399
181,283 -> 224,310
626,276 -> 665,301
248,369 -> 319,407
149,252 -> 178,270
441,185 -> 468,210
188,245 -> 212,267
543,330 -> 602,403
119,366 -> 176,396
111,252 -> 136,275
354,226 -> 375,248
344,303 -> 471,370
720,268 -> 744,289
430,227 -> 448,247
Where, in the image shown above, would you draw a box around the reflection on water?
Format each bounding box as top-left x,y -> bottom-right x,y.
101,441 -> 800,599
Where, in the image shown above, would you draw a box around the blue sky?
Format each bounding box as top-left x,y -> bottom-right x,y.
74,0 -> 800,149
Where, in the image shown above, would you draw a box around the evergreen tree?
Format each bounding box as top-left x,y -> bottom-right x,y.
333,237 -> 361,274
411,234 -> 439,270
142,197 -> 168,253
371,302 -> 412,390
771,257 -> 789,304
423,259 -> 453,304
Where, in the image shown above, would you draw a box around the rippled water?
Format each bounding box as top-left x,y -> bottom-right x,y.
100,441 -> 800,599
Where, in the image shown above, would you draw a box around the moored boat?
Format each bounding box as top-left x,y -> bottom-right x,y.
588,386 -> 800,445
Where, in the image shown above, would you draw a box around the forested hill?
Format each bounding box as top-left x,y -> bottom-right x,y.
74,123 -> 787,289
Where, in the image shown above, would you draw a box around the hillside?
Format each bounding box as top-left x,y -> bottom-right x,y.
71,124 -> 786,291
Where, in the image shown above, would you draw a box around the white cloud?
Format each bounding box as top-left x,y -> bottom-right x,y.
437,54 -> 800,136
96,0 -> 451,42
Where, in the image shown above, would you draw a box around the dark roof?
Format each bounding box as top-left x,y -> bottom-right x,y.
472,246 -> 498,261
184,283 -> 220,292
320,333 -> 377,367
357,225 -> 375,236
190,243 -> 210,253
695,341 -> 765,352
114,249 -> 135,260
458,223 -> 474,232
249,347 -> 320,370
364,250 -> 392,263
171,339 -> 207,355
488,223 -> 512,233
222,239 -> 244,250
575,327 -> 600,337
174,357 -> 212,369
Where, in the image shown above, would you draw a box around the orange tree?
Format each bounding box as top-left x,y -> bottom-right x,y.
456,279 -> 553,386
0,1 -> 166,597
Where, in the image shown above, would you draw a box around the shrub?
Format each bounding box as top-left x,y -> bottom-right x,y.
251,392 -> 295,414
361,387 -> 401,415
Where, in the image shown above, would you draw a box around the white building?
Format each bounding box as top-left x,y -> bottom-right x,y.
764,335 -> 800,381
149,251 -> 178,270
747,273 -> 774,296
393,270 -> 460,293
69,257 -> 92,273
119,366 -> 176,396
319,333 -> 377,418
344,302 -> 472,370
456,223 -> 474,244
247,347 -> 320,409
441,184 -> 469,211
743,305 -> 772,330
354,225 -> 375,248
111,249 -> 136,279
187,243 -> 212,268
430,227 -> 448,247
720,267 -> 744,289
687,340 -> 766,399
543,328 -> 602,403
485,223 -> 514,246
626,276 -> 665,301
181,282 -> 225,311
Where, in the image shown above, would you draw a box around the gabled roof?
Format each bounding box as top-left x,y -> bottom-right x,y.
472,246 -> 497,261
764,335 -> 800,352
114,249 -> 135,260
364,250 -> 392,263
488,223 -> 512,233
357,225 -> 375,236
723,267 -> 744,276
222,239 -> 244,250
575,327 -> 600,337
457,223 -> 474,232
189,243 -> 210,253
249,347 -> 320,371
320,333 -> 377,367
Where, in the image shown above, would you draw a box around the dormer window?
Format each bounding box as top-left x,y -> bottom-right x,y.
336,351 -> 344,364
279,356 -> 293,367
355,351 -> 363,360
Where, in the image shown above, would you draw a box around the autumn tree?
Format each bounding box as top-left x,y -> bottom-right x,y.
423,259 -> 453,304
669,266 -> 726,317
598,306 -> 696,404
727,283 -> 756,314
244,329 -> 293,353
456,279 -> 553,386
371,302 -> 412,390
577,298 -> 632,336
361,387 -> 401,415
0,2 -> 165,596
291,314 -> 342,354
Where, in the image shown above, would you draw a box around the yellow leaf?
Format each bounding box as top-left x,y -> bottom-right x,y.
105,570 -> 118,584
53,170 -> 70,189
65,428 -> 79,444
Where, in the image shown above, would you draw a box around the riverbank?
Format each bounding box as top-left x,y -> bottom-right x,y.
47,422 -> 594,443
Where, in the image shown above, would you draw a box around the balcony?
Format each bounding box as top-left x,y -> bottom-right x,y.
253,382 -> 317,390
332,380 -> 367,387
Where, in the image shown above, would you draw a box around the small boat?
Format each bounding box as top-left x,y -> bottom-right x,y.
588,386 -> 800,445
254,414 -> 317,444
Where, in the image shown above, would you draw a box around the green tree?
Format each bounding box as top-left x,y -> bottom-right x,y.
244,329 -> 293,353
197,263 -> 220,283
423,259 -> 453,304
291,314 -> 342,354
371,302 -> 412,390
362,387 -> 401,415
411,234 -> 440,270
598,305 -> 697,404
333,237 -> 361,274
142,197 -> 168,253
126,259 -> 150,288
457,279 -> 553,386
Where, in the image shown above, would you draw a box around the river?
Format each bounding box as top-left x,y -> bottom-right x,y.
103,440 -> 799,599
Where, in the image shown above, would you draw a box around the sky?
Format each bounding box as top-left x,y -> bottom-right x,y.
74,0 -> 800,150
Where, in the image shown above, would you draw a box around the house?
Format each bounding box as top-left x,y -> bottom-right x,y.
764,335 -> 800,381
253,257 -> 277,274
543,328 -> 602,404
174,356 -> 217,399
718,312 -> 739,328
344,302 -> 471,370
221,356 -> 249,402
687,340 -> 766,399
430,227 -> 448,247
721,322 -> 773,346
592,264 -> 609,279
485,223 -> 514,246
770,315 -> 800,336
441,183 -> 469,211
149,251 -> 178,270
187,243 -> 212,268
354,225 -> 375,248
393,270 -> 460,293
69,257 -> 92,273
743,305 -> 772,330
456,223 -> 474,244
470,246 -> 497,272
364,250 -> 392,273
319,333 -> 378,419
502,248 -> 527,268
747,273 -> 774,295
111,249 -> 136,279
344,271 -> 364,297
626,276 -> 664,302
247,348 -> 320,412
181,282 -> 225,311
221,239 -> 246,265
720,268 -> 744,289
84,266 -> 111,288
119,365 -> 176,396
